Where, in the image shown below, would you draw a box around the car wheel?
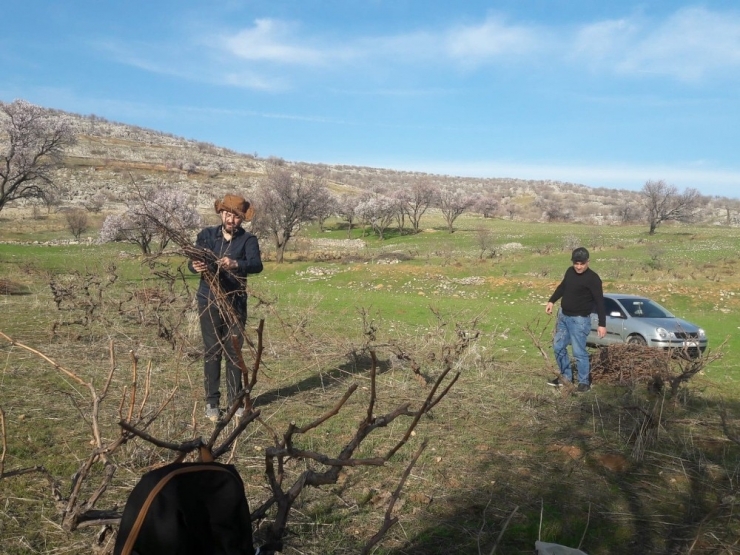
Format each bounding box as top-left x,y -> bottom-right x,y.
627,335 -> 647,346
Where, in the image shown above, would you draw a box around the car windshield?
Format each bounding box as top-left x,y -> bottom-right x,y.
617,298 -> 674,318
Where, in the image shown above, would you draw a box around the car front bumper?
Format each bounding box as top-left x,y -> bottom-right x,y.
649,338 -> 707,353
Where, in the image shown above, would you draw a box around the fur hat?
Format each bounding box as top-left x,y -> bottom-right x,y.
214,194 -> 254,220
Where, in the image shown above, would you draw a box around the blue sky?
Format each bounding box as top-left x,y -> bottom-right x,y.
2,1 -> 740,198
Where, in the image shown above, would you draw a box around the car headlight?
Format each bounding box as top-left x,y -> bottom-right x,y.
698,328 -> 706,338
656,328 -> 669,339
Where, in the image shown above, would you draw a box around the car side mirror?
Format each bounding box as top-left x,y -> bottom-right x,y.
609,311 -> 624,318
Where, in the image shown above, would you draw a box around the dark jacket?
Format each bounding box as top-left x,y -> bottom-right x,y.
188,225 -> 263,308
549,266 -> 606,327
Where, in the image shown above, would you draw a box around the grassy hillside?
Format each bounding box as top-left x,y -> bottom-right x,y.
1,212 -> 739,554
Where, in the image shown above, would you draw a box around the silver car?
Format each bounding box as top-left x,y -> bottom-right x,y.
587,294 -> 707,356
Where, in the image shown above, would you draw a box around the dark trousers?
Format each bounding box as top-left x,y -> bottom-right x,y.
198,301 -> 246,408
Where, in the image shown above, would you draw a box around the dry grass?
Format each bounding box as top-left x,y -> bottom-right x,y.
2,295 -> 738,554
2,217 -> 740,554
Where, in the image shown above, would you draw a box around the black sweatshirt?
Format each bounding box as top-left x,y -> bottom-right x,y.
548,266 -> 606,327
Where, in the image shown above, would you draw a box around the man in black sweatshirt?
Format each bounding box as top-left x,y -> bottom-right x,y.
545,247 -> 606,392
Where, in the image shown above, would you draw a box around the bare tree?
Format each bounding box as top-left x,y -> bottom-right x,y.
474,226 -> 495,259
0,100 -> 75,213
641,179 -> 700,235
438,186 -> 475,233
39,183 -> 70,214
474,193 -> 499,219
355,192 -> 400,240
99,186 -> 201,254
499,198 -> 520,220
252,165 -> 329,263
66,209 -> 89,239
616,198 -> 643,224
313,188 -> 338,232
84,192 -> 107,213
542,201 -> 572,222
337,194 -> 360,238
398,180 -> 439,233
391,189 -> 408,234
718,197 -> 740,226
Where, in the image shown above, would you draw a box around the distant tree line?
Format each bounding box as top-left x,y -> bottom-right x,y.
248,162 -> 481,262
4,99 -> 740,250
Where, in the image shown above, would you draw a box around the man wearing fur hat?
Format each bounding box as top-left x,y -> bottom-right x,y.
189,194 -> 263,422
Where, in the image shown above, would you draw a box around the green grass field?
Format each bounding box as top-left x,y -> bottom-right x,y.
1,211 -> 739,554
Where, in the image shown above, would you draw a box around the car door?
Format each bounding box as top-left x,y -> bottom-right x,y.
591,297 -> 627,346
602,297 -> 627,344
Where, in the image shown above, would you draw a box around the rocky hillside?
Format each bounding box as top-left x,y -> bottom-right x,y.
7,103 -> 739,224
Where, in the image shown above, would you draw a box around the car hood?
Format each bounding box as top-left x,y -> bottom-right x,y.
632,317 -> 701,333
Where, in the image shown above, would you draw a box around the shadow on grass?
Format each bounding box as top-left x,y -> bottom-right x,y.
252,352 -> 391,408
384,387 -> 740,555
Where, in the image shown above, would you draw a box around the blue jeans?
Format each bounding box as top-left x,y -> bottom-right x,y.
553,313 -> 591,384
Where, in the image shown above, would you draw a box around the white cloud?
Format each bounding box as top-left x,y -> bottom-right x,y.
210,8 -> 740,82
187,105 -> 348,125
221,71 -> 287,91
572,7 -> 740,81
442,14 -> 543,66
220,18 -> 329,66
621,8 -> 740,80
93,35 -> 291,91
571,18 -> 638,68
352,31 -> 440,64
99,7 -> 740,90
214,14 -> 542,71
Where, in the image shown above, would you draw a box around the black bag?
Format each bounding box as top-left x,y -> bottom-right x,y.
114,450 -> 255,555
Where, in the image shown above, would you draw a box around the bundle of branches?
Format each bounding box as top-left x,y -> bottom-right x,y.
590,343 -> 722,396
590,344 -> 674,385
0,278 -> 30,295
145,215 -> 244,331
